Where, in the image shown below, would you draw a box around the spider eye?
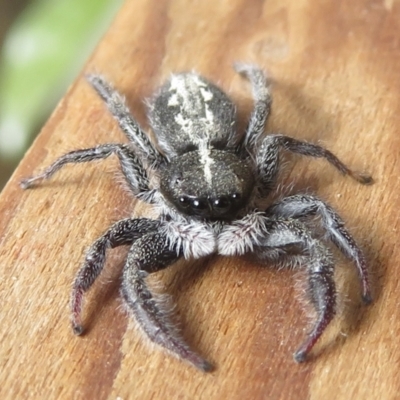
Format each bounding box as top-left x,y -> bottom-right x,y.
179,196 -> 190,208
213,196 -> 230,210
191,198 -> 207,210
231,193 -> 241,201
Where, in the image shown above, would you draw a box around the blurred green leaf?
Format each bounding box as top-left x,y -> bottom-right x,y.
0,0 -> 122,160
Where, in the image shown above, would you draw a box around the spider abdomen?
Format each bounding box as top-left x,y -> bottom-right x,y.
148,73 -> 238,157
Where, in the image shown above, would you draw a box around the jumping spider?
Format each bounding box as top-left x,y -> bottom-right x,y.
21,64 -> 373,371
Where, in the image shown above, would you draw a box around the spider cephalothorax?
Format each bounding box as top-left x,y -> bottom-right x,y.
21,64 -> 373,371
159,149 -> 255,219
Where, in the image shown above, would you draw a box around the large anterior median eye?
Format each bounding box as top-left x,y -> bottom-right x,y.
212,196 -> 230,210
191,198 -> 208,210
179,196 -> 208,212
179,196 -> 190,208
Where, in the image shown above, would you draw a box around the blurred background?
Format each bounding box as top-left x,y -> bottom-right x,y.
0,0 -> 123,190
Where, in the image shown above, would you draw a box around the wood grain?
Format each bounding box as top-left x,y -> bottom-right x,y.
0,0 -> 399,398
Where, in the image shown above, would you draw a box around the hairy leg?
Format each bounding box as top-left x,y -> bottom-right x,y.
121,231 -> 213,372
266,194 -> 372,303
294,254 -> 336,362
258,219 -> 337,362
71,218 -> 161,335
87,74 -> 165,166
234,64 -> 271,150
254,133 -> 372,198
219,215 -> 337,362
20,143 -> 155,201
255,135 -> 281,197
276,134 -> 372,184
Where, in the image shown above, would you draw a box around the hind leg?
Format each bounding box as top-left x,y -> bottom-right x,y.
235,64 -> 271,150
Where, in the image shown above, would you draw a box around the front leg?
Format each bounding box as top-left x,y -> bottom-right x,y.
121,230 -> 213,372
71,218 -> 160,335
256,219 -> 337,363
266,194 -> 372,303
218,215 -> 337,362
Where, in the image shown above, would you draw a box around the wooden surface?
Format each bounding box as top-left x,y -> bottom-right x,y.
0,0 -> 399,398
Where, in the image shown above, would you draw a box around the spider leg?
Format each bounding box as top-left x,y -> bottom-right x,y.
121,231 -> 213,372
254,134 -> 373,198
293,253 -> 336,363
71,218 -> 160,335
234,64 -> 271,150
266,194 -> 372,304
259,219 -> 337,363
255,135 -> 281,197
219,216 -> 336,363
235,65 -> 371,185
277,134 -> 372,184
20,144 -> 154,201
87,74 -> 165,166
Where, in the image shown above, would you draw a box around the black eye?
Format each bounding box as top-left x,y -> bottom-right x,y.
213,196 -> 230,209
231,193 -> 241,201
179,196 -> 190,208
191,198 -> 207,210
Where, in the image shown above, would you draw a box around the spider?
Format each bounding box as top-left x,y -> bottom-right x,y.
21,64 -> 373,371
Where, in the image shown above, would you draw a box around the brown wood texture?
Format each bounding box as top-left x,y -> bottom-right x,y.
0,0 -> 399,398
